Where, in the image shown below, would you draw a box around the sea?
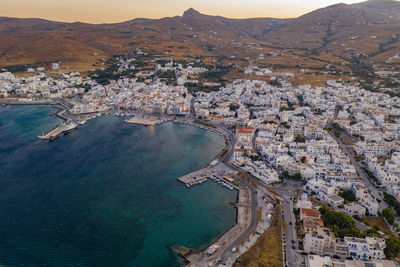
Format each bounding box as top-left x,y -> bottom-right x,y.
0,105 -> 237,266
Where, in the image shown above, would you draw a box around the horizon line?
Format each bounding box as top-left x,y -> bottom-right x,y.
0,6 -> 325,25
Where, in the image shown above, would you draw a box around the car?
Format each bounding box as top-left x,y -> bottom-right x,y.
289,221 -> 292,225
291,240 -> 295,244
301,252 -> 308,255
292,246 -> 295,250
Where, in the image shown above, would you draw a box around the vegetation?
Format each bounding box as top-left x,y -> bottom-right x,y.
382,208 -> 395,225
229,103 -> 240,112
384,237 -> 400,259
198,65 -> 232,84
384,90 -> 400,98
364,168 -> 380,185
184,83 -> 220,94
269,79 -> 281,87
2,64 -> 32,73
280,122 -> 291,129
90,59 -> 120,85
384,192 -> 400,216
362,217 -> 392,235
280,171 -> 302,181
348,57 -> 375,80
157,70 -> 176,79
250,155 -> 262,162
338,190 -> 356,202
319,207 -> 360,238
295,135 -> 306,143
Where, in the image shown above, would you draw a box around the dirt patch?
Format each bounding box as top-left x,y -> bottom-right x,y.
233,205 -> 282,267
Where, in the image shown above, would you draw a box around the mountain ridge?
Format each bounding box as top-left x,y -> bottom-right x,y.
0,0 -> 399,71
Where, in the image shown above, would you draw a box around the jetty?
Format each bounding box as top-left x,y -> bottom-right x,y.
38,121 -> 77,140
125,116 -> 165,126
177,169 -> 210,188
177,167 -> 236,191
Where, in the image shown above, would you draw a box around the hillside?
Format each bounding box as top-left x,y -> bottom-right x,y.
264,0 -> 400,60
0,0 -> 399,73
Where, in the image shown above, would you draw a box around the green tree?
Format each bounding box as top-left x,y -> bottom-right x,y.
295,135 -> 305,143
339,190 -> 356,202
292,173 -> 302,181
384,237 -> 400,259
382,208 -> 396,225
384,192 -> 400,215
323,210 -> 360,238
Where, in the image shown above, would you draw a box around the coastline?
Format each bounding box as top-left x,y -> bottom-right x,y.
0,99 -> 256,267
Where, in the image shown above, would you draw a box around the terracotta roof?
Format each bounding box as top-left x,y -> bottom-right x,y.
208,114 -> 225,120
237,126 -> 255,134
301,208 -> 319,218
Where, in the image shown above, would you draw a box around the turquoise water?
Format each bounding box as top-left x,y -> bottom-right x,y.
0,105 -> 237,266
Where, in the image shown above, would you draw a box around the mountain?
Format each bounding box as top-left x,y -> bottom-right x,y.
0,17 -> 65,35
263,0 -> 400,59
181,8 -> 289,39
0,0 -> 399,72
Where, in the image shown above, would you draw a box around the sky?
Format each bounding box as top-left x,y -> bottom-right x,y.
0,0 -> 369,23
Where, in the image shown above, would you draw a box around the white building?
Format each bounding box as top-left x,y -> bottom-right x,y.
344,236 -> 386,261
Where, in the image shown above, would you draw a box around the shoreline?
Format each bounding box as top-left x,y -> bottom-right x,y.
0,99 -> 252,267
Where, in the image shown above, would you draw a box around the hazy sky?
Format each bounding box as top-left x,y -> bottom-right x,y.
1,0 -> 368,23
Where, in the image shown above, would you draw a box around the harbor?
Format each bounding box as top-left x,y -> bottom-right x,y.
0,104 -> 235,267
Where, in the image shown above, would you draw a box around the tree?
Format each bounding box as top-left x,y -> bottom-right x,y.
292,173 -> 302,181
384,237 -> 400,259
319,207 -> 328,216
339,190 -> 356,202
295,135 -> 306,143
229,103 -> 239,111
382,208 -> 395,225
384,192 -> 400,215
333,130 -> 341,138
322,210 -> 360,238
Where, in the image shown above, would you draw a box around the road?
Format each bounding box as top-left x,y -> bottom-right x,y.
331,133 -> 385,206
183,122 -> 259,266
251,129 -> 304,266
219,138 -> 259,264
275,182 -> 305,267
326,105 -> 385,207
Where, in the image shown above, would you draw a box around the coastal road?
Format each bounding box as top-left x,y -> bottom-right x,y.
213,125 -> 260,264
219,165 -> 258,265
185,123 -> 259,266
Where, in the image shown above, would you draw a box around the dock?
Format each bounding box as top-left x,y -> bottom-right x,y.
177,169 -> 210,188
38,121 -> 77,140
125,116 -> 165,126
177,168 -> 236,190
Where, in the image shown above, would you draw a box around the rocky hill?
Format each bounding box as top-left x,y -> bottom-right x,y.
0,0 -> 399,71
